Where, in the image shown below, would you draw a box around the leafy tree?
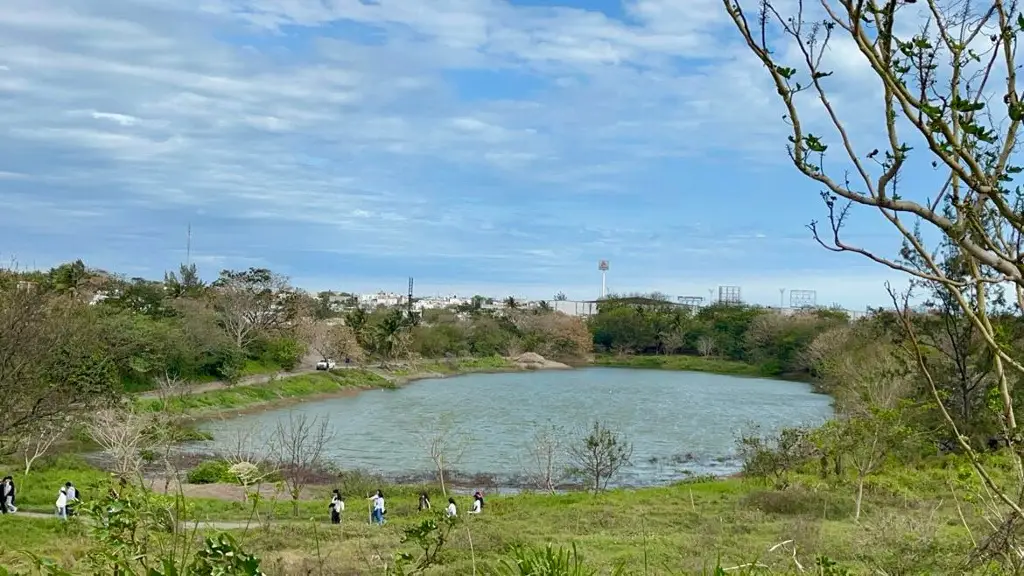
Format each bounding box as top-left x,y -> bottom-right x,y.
0,289 -> 120,453
211,267 -> 292,349
723,0 -> 1024,537
568,421 -> 633,493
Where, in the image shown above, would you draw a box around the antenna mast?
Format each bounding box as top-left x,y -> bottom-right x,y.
407,277 -> 414,315
186,222 -> 192,266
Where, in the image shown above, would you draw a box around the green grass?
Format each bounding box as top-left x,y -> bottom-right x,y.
1,460 -> 989,575
415,355 -> 514,375
593,354 -> 768,377
240,358 -> 285,377
136,371 -> 393,414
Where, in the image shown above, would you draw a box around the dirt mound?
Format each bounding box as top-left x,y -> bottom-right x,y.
511,352 -> 571,370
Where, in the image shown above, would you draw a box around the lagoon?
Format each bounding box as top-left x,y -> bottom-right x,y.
193,367 -> 832,487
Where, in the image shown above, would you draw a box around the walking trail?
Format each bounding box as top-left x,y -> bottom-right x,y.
8,510 -> 314,531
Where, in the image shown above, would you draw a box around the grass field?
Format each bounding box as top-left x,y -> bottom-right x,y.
136,370 -> 394,414
593,354 -> 769,377
0,452 -> 1002,575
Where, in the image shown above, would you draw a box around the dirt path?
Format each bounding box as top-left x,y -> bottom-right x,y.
137,368 -> 322,400
6,510 -> 321,531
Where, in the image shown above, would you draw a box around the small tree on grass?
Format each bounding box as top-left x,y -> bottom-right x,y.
522,421 -> 567,494
419,413 -> 470,497
817,406 -> 916,521
87,407 -> 155,480
568,421 -> 633,493
20,416 -> 72,476
270,412 -> 335,516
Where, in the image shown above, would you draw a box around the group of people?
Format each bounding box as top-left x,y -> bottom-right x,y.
0,479 -> 79,519
1,476 -> 16,513
327,489 -> 485,525
55,482 -> 80,520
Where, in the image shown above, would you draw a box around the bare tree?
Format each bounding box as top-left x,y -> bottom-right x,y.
298,318 -> 364,362
211,267 -> 292,349
722,0 -> 1024,540
696,335 -> 716,358
419,413 -> 470,497
20,416 -> 72,476
86,408 -> 155,480
522,421 -> 567,493
568,421 -> 633,493
154,369 -> 191,412
270,411 -> 335,516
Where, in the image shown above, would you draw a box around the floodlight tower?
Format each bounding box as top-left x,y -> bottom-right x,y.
598,260 -> 609,298
779,288 -> 785,308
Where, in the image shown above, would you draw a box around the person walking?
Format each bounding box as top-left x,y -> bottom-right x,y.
3,476 -> 16,513
0,477 -> 11,514
55,486 -> 68,521
368,490 -> 386,525
329,490 -> 345,525
64,482 -> 79,517
445,497 -> 457,518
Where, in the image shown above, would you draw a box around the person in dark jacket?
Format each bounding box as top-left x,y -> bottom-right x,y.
418,492 -> 431,511
2,476 -> 17,513
329,490 -> 344,524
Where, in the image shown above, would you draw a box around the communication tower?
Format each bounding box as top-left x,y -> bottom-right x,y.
718,285 -> 742,305
789,289 -> 817,309
598,260 -> 609,298
407,277 -> 414,315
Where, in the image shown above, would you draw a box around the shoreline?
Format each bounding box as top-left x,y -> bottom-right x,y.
167,357 -> 569,422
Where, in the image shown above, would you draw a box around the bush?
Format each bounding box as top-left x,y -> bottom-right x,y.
187,460 -> 234,484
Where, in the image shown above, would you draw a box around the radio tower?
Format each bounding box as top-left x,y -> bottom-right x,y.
186,222 -> 192,266
407,277 -> 414,316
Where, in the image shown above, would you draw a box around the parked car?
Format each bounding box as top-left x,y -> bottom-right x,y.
316,359 -> 336,371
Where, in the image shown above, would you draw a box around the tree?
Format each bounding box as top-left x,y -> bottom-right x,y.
211,267 -> 291,349
819,406 -> 915,521
723,0 -> 1024,530
696,335 -> 716,358
298,319 -> 364,362
567,421 -> 633,493
520,312 -> 593,360
164,262 -> 206,299
419,413 -> 470,497
504,296 -> 520,310
554,292 -> 568,301
86,408 -> 155,480
0,289 -> 120,454
367,308 -> 410,366
522,421 -> 567,493
270,412 -> 335,516
19,416 -> 73,476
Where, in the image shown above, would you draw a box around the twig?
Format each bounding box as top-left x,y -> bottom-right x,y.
466,526 -> 477,576
950,482 -> 978,548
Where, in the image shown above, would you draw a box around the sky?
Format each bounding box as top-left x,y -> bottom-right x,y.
0,0 -> 948,310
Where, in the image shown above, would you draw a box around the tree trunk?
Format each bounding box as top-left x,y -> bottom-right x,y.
854,477 -> 865,521
438,455 -> 447,497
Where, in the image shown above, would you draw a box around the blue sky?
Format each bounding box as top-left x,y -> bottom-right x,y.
0,0 -> 923,309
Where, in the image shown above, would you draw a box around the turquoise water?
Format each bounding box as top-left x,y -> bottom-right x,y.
195,367 -> 832,487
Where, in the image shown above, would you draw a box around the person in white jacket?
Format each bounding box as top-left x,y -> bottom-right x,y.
469,491 -> 483,514
55,487 -> 68,520
445,497 -> 457,518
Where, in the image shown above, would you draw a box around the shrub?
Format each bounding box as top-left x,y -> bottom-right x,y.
187,460 -> 233,484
